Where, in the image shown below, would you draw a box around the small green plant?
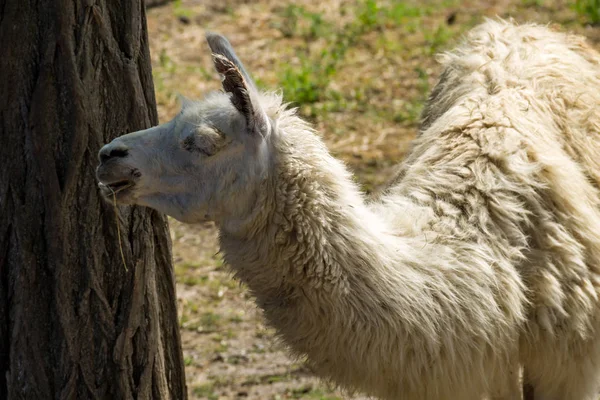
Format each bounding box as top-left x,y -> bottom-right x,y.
357,0 -> 380,30
393,67 -> 431,124
574,0 -> 600,24
279,54 -> 334,105
200,311 -> 222,329
228,314 -> 243,323
289,386 -> 342,399
178,275 -> 207,286
158,50 -> 178,74
224,328 -> 237,339
278,2 -> 372,107
387,2 -> 423,23
278,5 -> 331,39
394,101 -> 423,124
523,0 -> 544,6
179,313 -> 189,327
265,373 -> 290,384
192,383 -> 218,400
424,24 -> 453,54
415,67 -> 430,94
173,0 -> 193,19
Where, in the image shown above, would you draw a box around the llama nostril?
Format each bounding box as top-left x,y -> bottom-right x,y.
99,145 -> 129,163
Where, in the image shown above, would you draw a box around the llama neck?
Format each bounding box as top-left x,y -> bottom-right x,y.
219,129 -> 399,297
216,126 -> 526,398
217,128 -> 430,338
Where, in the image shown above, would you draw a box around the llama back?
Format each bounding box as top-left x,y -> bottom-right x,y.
382,19 -> 600,342
423,19 -> 600,187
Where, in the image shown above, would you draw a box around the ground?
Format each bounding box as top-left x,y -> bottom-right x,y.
145,1 -> 600,398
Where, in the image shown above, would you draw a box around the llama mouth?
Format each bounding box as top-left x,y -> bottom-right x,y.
106,180 -> 133,192
99,180 -> 136,200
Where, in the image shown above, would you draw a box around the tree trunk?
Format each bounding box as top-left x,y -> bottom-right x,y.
0,0 -> 186,399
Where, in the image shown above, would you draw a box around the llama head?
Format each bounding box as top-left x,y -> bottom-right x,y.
96,33 -> 273,224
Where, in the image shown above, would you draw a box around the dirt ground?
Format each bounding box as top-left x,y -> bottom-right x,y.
145,1 -> 599,398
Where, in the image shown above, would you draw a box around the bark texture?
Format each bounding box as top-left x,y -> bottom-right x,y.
0,0 -> 186,399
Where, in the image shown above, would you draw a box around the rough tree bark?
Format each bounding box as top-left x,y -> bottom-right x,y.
0,0 -> 186,399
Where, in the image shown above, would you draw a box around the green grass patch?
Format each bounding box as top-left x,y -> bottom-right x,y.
277,1 -> 379,108
159,49 -> 178,74
180,308 -> 223,332
277,4 -> 333,39
228,314 -> 243,324
192,383 -> 218,400
178,275 -> 208,286
523,0 -> 544,6
424,24 -> 454,54
289,386 -> 342,399
200,311 -> 222,329
574,0 -> 600,24
173,0 -> 193,19
275,0 -> 464,119
393,67 -> 430,124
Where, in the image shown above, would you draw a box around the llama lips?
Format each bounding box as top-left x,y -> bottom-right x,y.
99,180 -> 135,197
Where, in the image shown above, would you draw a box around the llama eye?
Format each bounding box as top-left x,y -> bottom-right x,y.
182,135 -> 210,156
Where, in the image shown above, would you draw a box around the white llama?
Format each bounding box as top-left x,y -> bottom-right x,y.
96,19 -> 600,400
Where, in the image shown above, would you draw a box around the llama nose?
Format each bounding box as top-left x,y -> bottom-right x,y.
98,142 -> 129,163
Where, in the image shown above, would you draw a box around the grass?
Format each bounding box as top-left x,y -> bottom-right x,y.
180,310 -> 223,332
394,67 -> 430,123
424,24 -> 454,54
228,315 -> 243,324
574,0 -> 600,24
288,386 -> 342,399
178,275 -> 207,286
173,0 -> 193,19
200,311 -> 222,329
277,4 -> 332,39
239,372 -> 294,385
523,0 -> 545,6
275,0 -> 466,125
174,262 -> 208,286
192,383 -> 218,400
276,1 -> 383,109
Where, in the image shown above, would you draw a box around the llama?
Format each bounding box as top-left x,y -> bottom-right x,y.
96,19 -> 600,399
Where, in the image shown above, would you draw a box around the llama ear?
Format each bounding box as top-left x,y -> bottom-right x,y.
205,32 -> 257,91
206,33 -> 269,137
